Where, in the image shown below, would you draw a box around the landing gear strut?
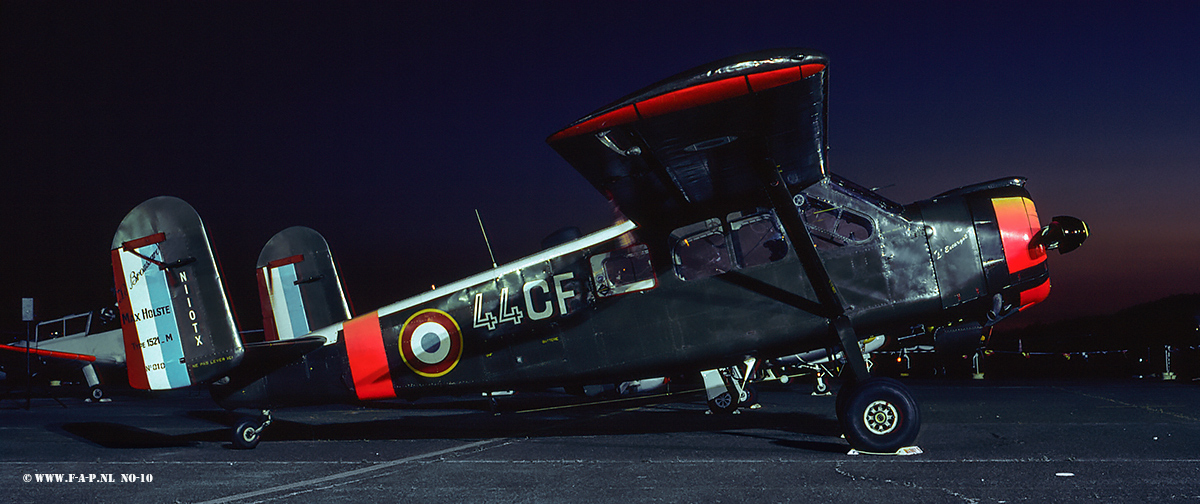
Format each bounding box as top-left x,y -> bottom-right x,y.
758,163 -> 921,453
232,409 -> 272,450
700,358 -> 760,414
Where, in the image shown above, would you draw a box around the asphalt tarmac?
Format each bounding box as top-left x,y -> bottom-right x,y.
2,378 -> 1198,503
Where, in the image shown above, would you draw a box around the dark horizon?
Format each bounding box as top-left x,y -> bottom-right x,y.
4,2 -> 1199,337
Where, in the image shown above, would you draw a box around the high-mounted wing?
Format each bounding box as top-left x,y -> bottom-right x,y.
547,48 -> 829,237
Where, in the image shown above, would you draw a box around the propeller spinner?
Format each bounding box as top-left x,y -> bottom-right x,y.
1033,216 -> 1089,254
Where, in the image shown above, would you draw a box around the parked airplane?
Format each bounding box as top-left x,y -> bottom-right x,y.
107,48 -> 1087,451
0,309 -> 123,400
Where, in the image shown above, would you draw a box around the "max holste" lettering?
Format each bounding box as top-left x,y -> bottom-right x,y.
122,305 -> 171,325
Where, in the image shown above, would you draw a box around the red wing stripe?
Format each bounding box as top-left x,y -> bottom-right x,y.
0,344 -> 98,362
800,63 -> 826,79
549,64 -> 828,141
635,75 -> 750,119
343,312 -> 397,401
121,232 -> 166,252
746,66 -> 802,92
547,104 -> 639,143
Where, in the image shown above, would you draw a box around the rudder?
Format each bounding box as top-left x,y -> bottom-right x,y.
256,226 -> 352,342
111,196 -> 243,390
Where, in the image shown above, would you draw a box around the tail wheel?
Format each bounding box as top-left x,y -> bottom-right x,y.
707,391 -> 739,414
89,385 -> 105,401
813,375 -> 829,395
739,385 -> 759,408
837,377 -> 920,453
232,419 -> 262,450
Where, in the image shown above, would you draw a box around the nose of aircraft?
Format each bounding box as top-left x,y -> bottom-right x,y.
1032,216 -> 1089,254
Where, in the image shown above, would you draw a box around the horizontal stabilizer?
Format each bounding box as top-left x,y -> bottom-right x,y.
111,196 -> 243,390
209,335 -> 326,403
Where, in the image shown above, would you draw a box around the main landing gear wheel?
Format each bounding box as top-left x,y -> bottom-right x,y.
89,385 -> 105,401
707,391 -> 739,414
836,377 -> 919,453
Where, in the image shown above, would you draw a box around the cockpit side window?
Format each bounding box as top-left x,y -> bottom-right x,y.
729,213 -> 788,268
671,219 -> 734,281
670,213 -> 790,281
798,197 -> 874,250
590,244 -> 657,298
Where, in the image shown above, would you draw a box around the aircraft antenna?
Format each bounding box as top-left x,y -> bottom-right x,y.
475,209 -> 498,269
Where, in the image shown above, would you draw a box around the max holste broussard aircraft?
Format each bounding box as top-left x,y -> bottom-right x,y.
109,48 -> 1088,451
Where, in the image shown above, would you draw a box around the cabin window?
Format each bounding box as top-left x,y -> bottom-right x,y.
36,313 -> 91,340
672,219 -> 735,281
729,213 -> 788,268
591,244 -> 657,297
799,197 -> 874,250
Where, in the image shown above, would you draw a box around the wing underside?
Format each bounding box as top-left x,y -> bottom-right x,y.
547,48 -> 830,236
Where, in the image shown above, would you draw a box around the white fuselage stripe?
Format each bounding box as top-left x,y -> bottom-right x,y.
376,220 -> 636,319
308,220 -> 636,339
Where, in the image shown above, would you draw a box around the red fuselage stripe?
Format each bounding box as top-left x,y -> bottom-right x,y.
343,312 -> 397,401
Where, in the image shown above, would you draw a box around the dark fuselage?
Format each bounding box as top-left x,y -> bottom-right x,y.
213,174 -> 1048,410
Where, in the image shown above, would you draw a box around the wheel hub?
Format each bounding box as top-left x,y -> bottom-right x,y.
863,399 -> 899,435
714,393 -> 732,409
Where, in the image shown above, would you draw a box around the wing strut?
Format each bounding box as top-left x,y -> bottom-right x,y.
758,162 -> 871,383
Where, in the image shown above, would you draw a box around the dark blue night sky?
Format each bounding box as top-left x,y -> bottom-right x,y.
3,1 -> 1198,336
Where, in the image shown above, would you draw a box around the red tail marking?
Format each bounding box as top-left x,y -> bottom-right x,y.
267,254 -> 304,268
256,268 -> 279,342
111,248 -> 149,390
121,232 -> 165,251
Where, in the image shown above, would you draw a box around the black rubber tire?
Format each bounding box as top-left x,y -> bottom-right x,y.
89,385 -> 104,401
741,386 -> 758,407
706,391 -> 739,414
232,419 -> 262,450
838,377 -> 920,453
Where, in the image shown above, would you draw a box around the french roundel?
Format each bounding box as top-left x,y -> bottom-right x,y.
398,309 -> 463,377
